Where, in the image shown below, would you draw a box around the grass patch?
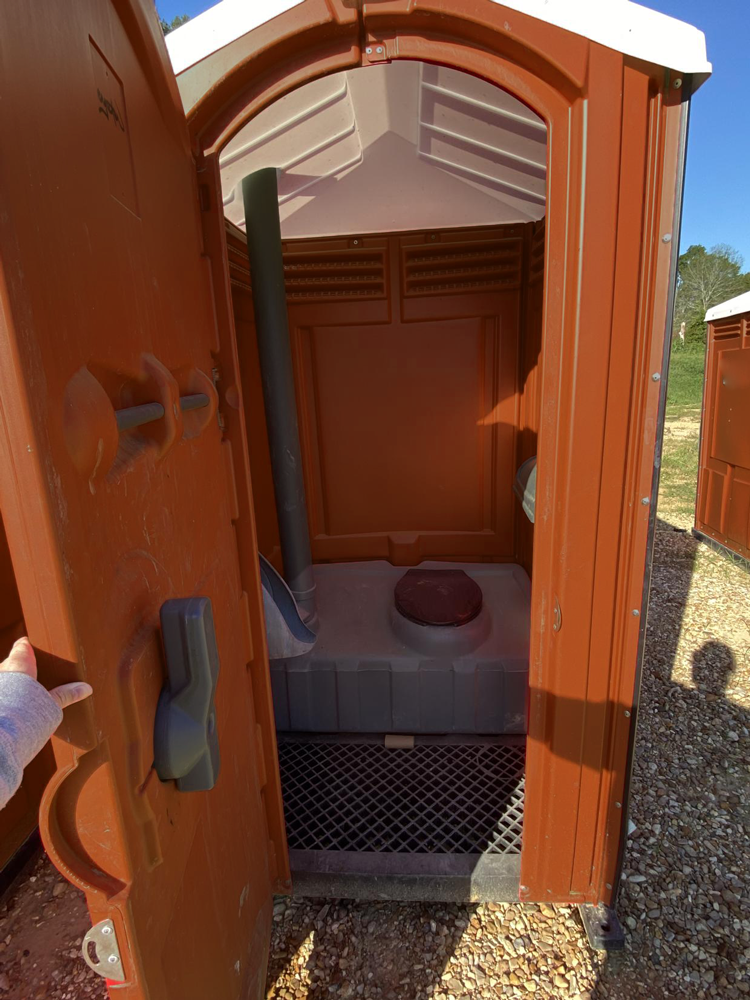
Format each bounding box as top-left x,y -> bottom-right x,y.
659,435 -> 699,522
665,344 -> 705,417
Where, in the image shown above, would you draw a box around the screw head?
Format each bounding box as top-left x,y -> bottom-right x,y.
352,239 -> 359,245
673,77 -> 682,89
615,801 -> 622,809
366,46 -> 372,54
652,372 -> 661,381
108,955 -> 119,965
641,497 -> 650,505
606,883 -> 613,890
624,710 -> 631,718
632,609 -> 640,617
102,926 -> 112,936
376,46 -> 384,54
662,233 -> 672,243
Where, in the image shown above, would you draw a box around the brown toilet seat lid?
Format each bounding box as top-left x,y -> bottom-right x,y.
394,569 -> 483,627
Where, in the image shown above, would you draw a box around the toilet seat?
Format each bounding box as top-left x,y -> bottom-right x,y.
394,569 -> 483,627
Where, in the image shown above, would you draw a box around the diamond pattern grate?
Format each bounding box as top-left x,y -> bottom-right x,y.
279,739 -> 525,855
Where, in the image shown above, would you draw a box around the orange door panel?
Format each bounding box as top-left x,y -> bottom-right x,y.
696,314 -> 750,559
0,3 -> 273,998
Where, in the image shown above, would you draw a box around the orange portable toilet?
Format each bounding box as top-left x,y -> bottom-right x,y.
0,1 -> 710,996
695,291 -> 750,563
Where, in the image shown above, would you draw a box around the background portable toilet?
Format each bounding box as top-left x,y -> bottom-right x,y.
694,291 -> 750,564
0,0 -> 710,996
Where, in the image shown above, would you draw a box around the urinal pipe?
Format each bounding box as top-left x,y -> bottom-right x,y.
241,167 -> 316,625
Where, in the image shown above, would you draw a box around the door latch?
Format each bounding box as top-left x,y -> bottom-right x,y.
82,919 -> 126,983
153,597 -> 221,792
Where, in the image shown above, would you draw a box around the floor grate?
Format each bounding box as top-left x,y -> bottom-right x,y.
279,738 -> 525,855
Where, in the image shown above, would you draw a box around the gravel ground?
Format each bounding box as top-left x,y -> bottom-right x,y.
1,422 -> 748,999
264,498 -> 750,996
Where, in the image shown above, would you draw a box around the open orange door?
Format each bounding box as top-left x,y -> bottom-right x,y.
0,2 -> 275,998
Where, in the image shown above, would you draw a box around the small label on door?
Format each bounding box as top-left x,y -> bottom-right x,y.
90,39 -> 139,216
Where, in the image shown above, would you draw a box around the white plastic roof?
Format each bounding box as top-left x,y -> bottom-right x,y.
167,0 -> 711,84
705,291 -> 750,323
165,0 -> 709,241
218,61 -> 547,239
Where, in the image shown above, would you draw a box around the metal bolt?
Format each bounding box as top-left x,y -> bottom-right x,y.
673,77 -> 682,89
641,497 -> 650,505
606,883 -> 613,890
102,926 -> 112,936
520,885 -> 529,892
352,239 -> 359,245
615,802 -> 622,809
624,710 -> 631,718
652,372 -> 661,382
376,46 -> 384,54
108,955 -> 119,965
366,46 -> 372,54
632,609 -> 640,617
662,233 -> 672,243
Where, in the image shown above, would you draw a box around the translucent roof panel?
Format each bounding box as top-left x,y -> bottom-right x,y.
219,62 -> 547,239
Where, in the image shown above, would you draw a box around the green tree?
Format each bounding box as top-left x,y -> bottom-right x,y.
160,13 -> 190,34
674,243 -> 750,345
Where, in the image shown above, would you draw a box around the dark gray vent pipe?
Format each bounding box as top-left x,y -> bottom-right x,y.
241,168 -> 316,626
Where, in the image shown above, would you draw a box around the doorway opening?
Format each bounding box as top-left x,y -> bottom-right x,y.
224,60 -> 547,900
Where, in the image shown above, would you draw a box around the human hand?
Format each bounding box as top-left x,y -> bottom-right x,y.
1,637 -> 93,710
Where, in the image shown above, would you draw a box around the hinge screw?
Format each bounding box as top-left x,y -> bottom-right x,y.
376,46 -> 384,54
615,802 -> 622,809
606,883 -> 613,890
652,372 -> 661,382
673,78 -> 682,89
632,609 -> 640,617
108,955 -> 120,965
641,497 -> 650,505
624,710 -> 631,718
366,47 -> 372,54
662,233 -> 672,243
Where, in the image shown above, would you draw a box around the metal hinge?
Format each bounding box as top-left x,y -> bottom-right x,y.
82,918 -> 126,983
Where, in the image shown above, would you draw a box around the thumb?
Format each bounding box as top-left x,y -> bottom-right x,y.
1,637 -> 37,679
49,682 -> 93,710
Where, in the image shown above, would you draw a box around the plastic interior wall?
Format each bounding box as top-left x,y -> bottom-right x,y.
226,220 -> 544,576
695,305 -> 750,561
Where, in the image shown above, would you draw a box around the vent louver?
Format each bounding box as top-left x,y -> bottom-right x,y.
529,219 -> 545,286
403,237 -> 523,296
283,248 -> 387,302
226,228 -> 387,303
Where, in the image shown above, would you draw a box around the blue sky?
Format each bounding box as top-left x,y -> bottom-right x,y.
159,0 -> 750,266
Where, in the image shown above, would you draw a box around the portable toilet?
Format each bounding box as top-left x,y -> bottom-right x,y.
0,1 -> 710,995
695,291 -> 750,563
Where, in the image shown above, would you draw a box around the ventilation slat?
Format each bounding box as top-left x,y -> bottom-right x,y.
283,247 -> 387,302
402,237 -> 523,296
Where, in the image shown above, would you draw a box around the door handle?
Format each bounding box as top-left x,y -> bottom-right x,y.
153,597 -> 220,792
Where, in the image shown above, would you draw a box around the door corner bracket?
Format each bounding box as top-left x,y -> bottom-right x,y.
82,918 -> 126,983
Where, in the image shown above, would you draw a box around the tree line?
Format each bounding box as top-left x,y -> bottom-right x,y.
674,244 -> 750,346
